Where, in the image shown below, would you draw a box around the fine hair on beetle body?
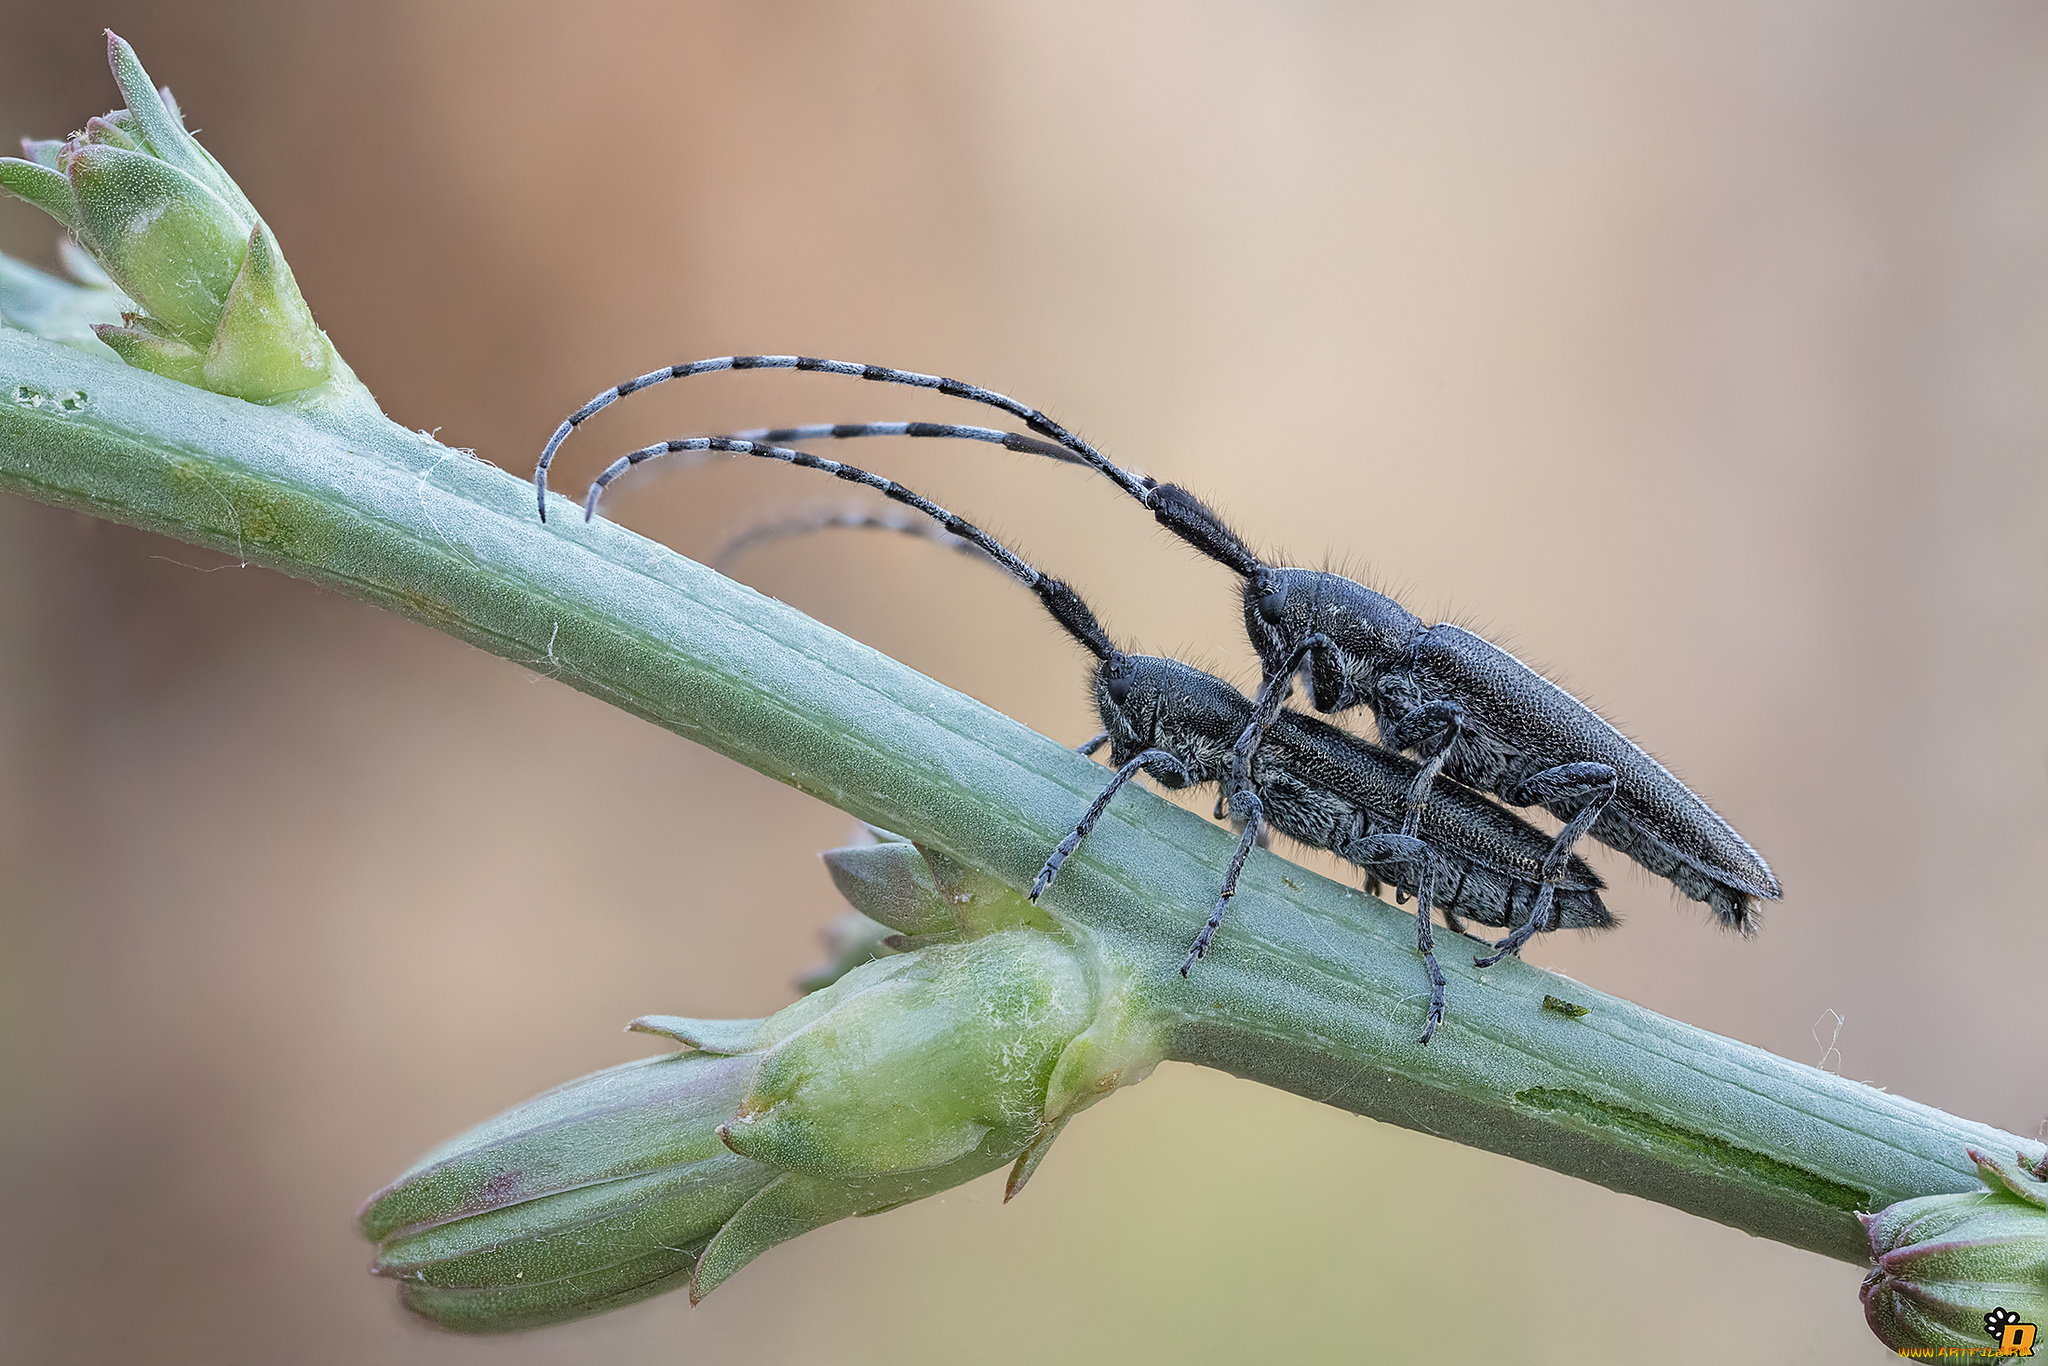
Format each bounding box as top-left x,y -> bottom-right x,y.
534,431 -> 1613,1044
535,355 -> 1779,949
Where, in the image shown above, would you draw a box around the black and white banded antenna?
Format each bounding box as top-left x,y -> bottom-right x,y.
710,505 -> 990,572
727,422 -> 1085,467
568,431 -> 1115,661
535,355 -> 1269,579
539,356 -> 1149,504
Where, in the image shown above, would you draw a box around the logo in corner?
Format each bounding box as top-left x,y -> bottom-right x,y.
1987,1307 -> 2038,1358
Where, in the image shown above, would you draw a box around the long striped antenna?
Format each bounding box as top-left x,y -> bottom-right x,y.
589,434 -> 1117,661
711,506 -> 988,571
727,422 -> 1086,468
536,356 -> 1272,577
537,361 -> 1265,577
721,419 -> 1269,578
534,355 -> 1154,520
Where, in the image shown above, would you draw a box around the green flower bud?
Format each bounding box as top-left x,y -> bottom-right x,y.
362,848 -> 1168,1331
1860,1147 -> 2048,1356
362,1049 -> 776,1333
63,141 -> 249,347
820,832 -> 967,938
0,32 -> 362,408
820,827 -> 1060,942
791,828 -> 939,993
795,827 -> 1075,991
719,931 -> 1093,1181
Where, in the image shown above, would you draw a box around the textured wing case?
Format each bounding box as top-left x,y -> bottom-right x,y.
1406,627 -> 1779,916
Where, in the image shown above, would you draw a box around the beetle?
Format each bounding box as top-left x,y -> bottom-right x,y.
535,355 -> 1778,957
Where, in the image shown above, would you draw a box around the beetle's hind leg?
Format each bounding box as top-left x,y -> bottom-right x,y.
1473,884 -> 1557,968
1503,761 -> 1620,845
1352,832 -> 1448,1044
1474,762 -> 1618,967
1508,762 -> 1620,893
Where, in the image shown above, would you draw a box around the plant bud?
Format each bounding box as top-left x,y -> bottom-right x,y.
716,931 -> 1093,1182
362,847 -> 1169,1330
64,142 -> 248,347
1860,1147 -> 2048,1355
0,32 -> 361,407
362,1050 -> 775,1333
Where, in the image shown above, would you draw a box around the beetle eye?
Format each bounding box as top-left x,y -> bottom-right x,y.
1258,584 -> 1288,623
1105,668 -> 1132,705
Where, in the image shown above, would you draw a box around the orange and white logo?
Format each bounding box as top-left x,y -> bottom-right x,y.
1986,1308 -> 2037,1358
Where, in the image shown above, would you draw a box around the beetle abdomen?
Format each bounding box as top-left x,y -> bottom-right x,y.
1403,626 -> 1778,928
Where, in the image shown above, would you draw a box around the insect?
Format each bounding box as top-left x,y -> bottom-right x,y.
536,357 -> 1779,958
535,431 -> 1611,1041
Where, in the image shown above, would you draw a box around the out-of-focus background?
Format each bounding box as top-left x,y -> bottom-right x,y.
2,3 -> 2042,1362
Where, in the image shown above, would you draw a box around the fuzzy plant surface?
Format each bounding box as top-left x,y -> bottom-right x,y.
2,32 -> 2042,1347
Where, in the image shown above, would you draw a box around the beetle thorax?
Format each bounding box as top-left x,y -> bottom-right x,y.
1244,569 -> 1422,712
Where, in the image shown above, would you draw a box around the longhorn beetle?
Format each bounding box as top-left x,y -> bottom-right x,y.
536,357 -> 1779,951
535,431 -> 1612,1042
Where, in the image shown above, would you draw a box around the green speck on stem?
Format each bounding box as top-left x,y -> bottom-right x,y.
11,383 -> 89,411
1518,1087 -> 1872,1213
1542,995 -> 1591,1018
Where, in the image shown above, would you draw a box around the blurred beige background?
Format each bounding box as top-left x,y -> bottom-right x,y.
3,2 -> 2044,1362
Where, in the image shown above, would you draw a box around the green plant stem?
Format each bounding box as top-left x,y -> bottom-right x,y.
1,329 -> 2035,1265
